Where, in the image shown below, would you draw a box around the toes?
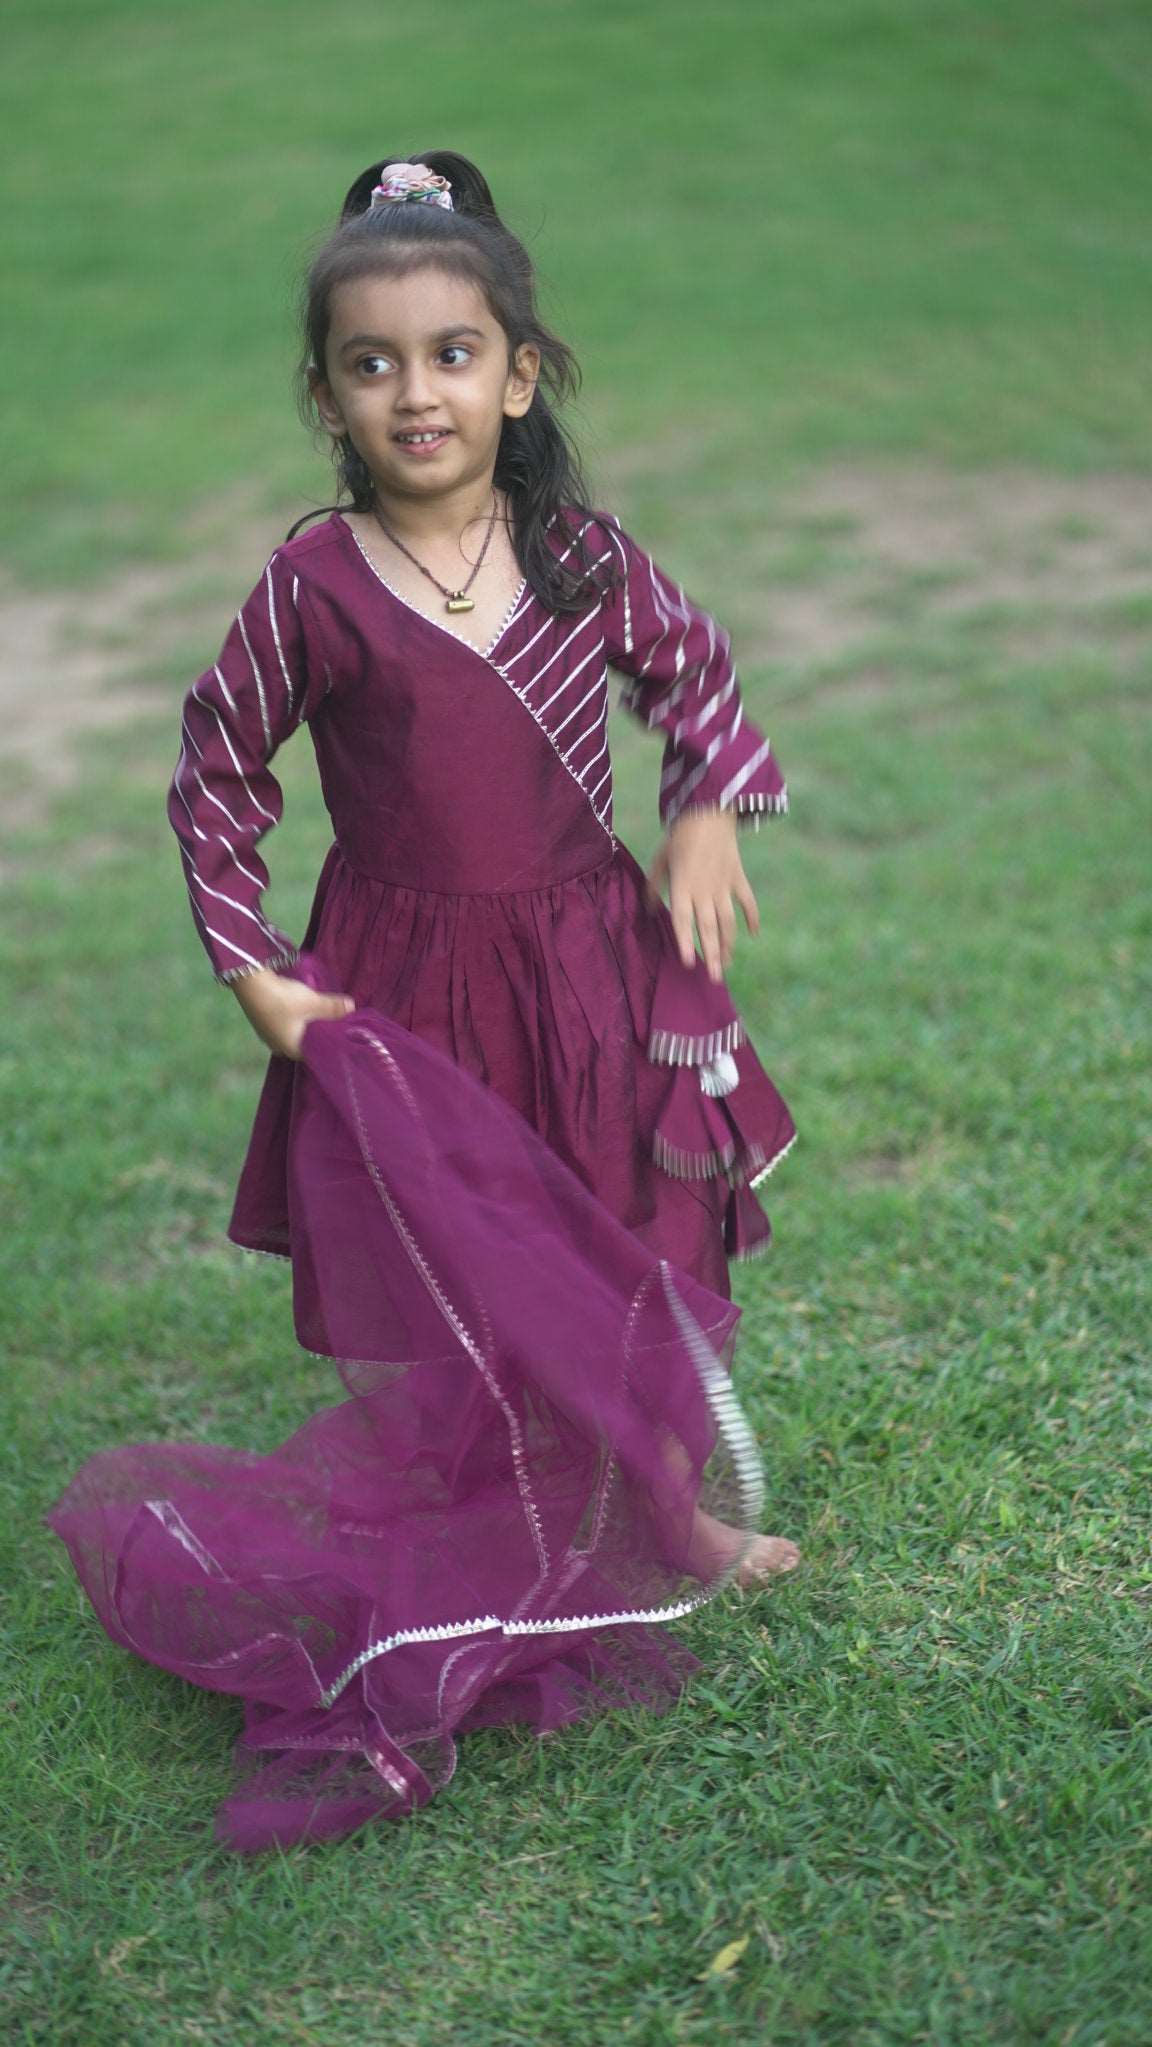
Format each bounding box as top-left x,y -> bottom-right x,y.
734,1537 -> 801,1586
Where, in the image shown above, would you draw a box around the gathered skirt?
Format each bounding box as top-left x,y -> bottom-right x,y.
228,837 -> 798,1303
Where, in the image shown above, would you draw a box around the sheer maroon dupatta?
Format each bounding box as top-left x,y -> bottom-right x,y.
44,952 -> 769,1853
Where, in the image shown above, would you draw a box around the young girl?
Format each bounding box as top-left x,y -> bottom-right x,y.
45,153 -> 800,1854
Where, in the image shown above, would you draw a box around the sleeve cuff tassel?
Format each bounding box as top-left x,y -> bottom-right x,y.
217,947 -> 300,987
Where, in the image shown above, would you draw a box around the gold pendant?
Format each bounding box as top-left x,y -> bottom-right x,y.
446,594 -> 475,613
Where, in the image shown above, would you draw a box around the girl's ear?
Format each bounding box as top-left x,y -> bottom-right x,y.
308,364 -> 346,439
504,342 -> 541,420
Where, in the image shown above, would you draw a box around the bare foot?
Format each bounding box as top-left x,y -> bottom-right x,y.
685,1508 -> 801,1589
730,1532 -> 801,1589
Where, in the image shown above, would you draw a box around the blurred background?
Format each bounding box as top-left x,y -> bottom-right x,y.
3,3 -> 1150,2042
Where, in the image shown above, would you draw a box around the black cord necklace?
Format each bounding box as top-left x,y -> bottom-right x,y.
370,488 -> 500,614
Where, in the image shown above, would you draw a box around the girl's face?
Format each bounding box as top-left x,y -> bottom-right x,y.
309,267 -> 539,502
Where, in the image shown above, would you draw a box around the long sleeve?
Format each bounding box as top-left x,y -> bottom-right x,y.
166,547 -> 330,985
596,512 -> 789,833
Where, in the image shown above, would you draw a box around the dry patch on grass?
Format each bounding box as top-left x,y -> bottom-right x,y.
736,462 -> 1152,672
0,479 -> 289,832
800,463 -> 1152,603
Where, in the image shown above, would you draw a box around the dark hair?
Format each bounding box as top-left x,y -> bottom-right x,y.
284,150 -> 621,614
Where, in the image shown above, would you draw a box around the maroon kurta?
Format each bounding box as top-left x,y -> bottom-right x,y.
166,505 -> 797,1296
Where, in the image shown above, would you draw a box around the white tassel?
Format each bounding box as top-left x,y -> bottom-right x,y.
698,1051 -> 740,1097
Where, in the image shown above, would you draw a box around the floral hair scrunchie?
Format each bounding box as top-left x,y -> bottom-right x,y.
369,162 -> 454,211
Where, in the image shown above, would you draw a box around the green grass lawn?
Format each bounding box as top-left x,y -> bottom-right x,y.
4,0 -> 1152,586
3,2 -> 1151,2042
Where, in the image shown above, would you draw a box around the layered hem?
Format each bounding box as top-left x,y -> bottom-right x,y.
642,945 -> 796,1255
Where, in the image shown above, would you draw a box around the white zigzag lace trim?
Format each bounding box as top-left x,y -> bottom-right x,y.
748,1130 -> 799,1188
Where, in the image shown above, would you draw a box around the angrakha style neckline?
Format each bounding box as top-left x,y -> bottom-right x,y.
334,508 -> 531,664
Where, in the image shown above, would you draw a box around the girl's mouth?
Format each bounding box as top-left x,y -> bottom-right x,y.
393,430 -> 453,457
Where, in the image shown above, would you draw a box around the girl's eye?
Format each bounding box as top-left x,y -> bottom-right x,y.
356,346 -> 473,376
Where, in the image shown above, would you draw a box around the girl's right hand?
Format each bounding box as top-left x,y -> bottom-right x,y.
229,967 -> 357,1060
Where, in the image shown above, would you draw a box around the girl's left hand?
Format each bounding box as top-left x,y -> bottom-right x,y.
643,808 -> 760,982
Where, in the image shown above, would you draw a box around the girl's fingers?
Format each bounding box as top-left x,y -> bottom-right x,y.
673,910 -> 696,970
667,855 -> 752,977
669,885 -> 697,969
694,897 -> 723,982
715,892 -> 737,966
286,992 -> 357,1058
291,990 -> 356,1016
734,871 -> 760,936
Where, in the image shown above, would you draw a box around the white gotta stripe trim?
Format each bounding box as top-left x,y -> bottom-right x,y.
489,525 -> 623,835
265,555 -> 296,716
189,677 -> 278,823
489,598 -> 616,835
172,743 -> 273,897
236,607 -> 272,752
176,841 -> 280,942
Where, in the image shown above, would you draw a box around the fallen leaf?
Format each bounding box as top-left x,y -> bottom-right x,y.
697,1934 -> 751,1979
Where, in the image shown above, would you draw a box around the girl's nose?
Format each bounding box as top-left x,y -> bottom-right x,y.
396,369 -> 435,408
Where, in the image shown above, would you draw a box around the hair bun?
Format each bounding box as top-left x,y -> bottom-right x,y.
340,150 -> 500,226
